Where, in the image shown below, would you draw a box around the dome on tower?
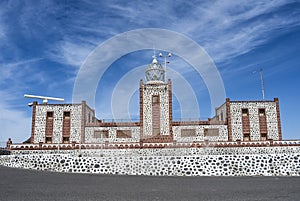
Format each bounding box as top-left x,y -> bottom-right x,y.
145,57 -> 165,83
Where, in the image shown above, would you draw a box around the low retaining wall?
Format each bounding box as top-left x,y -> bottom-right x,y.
1,146 -> 300,176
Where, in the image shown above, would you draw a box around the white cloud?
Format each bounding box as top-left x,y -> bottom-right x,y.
47,40 -> 96,67
169,0 -> 299,64
0,92 -> 31,144
0,3 -> 8,43
0,58 -> 42,81
0,20 -> 5,40
0,58 -> 48,145
52,0 -> 300,73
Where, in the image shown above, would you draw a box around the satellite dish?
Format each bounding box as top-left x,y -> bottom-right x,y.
28,102 -> 34,107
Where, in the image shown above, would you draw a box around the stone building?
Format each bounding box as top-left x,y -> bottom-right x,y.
25,56 -> 282,148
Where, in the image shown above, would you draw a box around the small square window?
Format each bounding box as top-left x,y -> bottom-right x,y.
220,112 -> 224,121
204,128 -> 219,137
259,109 -> 265,116
152,95 -> 159,104
63,137 -> 70,143
181,129 -> 196,137
243,133 -> 250,141
64,111 -> 70,118
45,137 -> 52,143
47,111 -> 53,118
94,130 -> 109,138
153,128 -> 160,135
117,130 -> 132,138
242,109 -> 249,116
261,133 -> 267,141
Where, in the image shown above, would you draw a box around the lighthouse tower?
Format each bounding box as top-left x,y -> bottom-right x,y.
140,54 -> 173,142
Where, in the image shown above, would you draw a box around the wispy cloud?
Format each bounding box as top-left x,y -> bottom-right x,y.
0,58 -> 47,96
47,40 -> 96,67
0,58 -> 42,81
2,0 -> 298,69
40,0 -> 300,74
0,91 -> 31,143
0,10 -> 6,40
167,0 -> 300,65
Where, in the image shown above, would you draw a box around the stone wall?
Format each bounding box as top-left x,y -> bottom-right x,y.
173,125 -> 228,142
230,101 -> 279,141
142,83 -> 170,136
1,146 -> 299,176
84,126 -> 141,143
34,104 -> 82,143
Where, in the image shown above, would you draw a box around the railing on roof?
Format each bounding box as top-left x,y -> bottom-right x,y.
98,118 -> 214,122
100,119 -> 140,123
172,117 -> 210,121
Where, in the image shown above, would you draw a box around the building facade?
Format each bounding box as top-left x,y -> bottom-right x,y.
27,57 -> 282,147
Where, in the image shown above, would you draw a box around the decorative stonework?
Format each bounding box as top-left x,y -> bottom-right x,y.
1,146 -> 300,176
142,83 -> 170,136
34,104 -> 82,143
85,126 -> 140,143
173,125 -> 228,142
229,101 -> 279,141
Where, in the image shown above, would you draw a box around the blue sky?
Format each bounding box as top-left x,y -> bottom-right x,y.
0,0 -> 299,143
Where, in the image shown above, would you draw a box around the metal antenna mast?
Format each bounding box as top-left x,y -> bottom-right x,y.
260,68 -> 265,100
159,52 -> 172,82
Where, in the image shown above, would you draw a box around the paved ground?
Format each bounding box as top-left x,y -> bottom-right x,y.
0,166 -> 299,201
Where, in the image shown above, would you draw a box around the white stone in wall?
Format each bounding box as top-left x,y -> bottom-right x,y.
173,125 -> 228,142
2,146 -> 300,176
85,126 -> 140,143
142,84 -> 170,136
230,102 -> 279,141
34,104 -> 82,143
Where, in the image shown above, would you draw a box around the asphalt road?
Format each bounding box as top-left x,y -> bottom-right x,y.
0,165 -> 299,201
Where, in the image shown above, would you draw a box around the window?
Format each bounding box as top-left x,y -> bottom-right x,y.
242,109 -> 249,116
204,128 -> 219,137
46,112 -> 54,137
181,129 -> 196,137
260,133 -> 267,141
47,111 -> 53,118
153,128 -> 160,135
64,111 -> 70,118
45,137 -> 52,143
220,112 -> 224,121
117,130 -> 132,138
94,130 -> 109,138
259,108 -> 265,116
63,137 -> 70,143
243,133 -> 250,141
152,95 -> 159,104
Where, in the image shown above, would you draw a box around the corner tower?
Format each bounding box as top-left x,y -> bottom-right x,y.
140,55 -> 173,142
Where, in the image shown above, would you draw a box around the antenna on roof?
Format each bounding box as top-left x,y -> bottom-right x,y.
259,69 -> 265,100
152,46 -> 156,59
24,94 -> 64,104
